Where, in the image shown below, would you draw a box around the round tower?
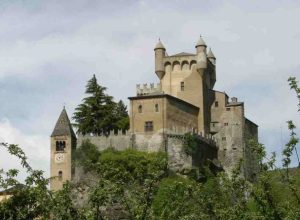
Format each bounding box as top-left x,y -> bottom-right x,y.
195,36 -> 207,54
195,36 -> 207,70
207,48 -> 216,65
154,39 -> 166,80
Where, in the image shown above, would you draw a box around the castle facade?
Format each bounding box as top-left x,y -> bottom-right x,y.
50,37 -> 258,191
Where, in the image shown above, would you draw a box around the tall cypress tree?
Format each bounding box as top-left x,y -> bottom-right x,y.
114,100 -> 129,131
73,75 -> 129,135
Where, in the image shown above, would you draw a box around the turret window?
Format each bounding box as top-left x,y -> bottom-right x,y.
58,171 -> 63,181
138,105 -> 142,113
180,82 -> 185,91
56,141 -> 66,151
155,104 -> 159,112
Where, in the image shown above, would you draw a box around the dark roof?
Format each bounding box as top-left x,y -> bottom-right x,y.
227,102 -> 244,107
128,94 -> 199,110
51,108 -> 76,137
0,184 -> 26,195
169,52 -> 195,57
245,118 -> 258,127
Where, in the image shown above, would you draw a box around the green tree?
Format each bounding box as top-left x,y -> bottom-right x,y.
73,75 -> 129,135
114,100 -> 129,131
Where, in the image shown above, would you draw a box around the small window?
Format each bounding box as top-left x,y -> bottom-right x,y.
58,171 -> 63,181
56,141 -> 65,152
215,101 -> 219,107
222,137 -> 226,141
224,123 -> 228,126
180,82 -> 184,91
226,107 -> 230,111
155,104 -> 159,112
138,105 -> 142,113
144,121 -> 153,132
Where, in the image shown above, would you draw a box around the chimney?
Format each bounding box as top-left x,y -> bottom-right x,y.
231,97 -> 238,102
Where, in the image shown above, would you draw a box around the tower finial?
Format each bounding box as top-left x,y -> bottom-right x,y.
196,35 -> 206,48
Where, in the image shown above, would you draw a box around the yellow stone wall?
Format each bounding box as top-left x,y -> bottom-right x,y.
50,135 -> 73,191
129,95 -> 198,134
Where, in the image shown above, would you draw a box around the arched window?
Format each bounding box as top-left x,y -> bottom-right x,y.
190,60 -> 197,70
181,61 -> 189,70
56,141 -> 60,151
62,141 -> 66,149
58,171 -> 63,181
164,62 -> 171,73
138,105 -> 142,113
155,104 -> 159,112
172,61 -> 180,71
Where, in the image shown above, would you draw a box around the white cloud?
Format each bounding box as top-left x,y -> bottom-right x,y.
0,119 -> 49,181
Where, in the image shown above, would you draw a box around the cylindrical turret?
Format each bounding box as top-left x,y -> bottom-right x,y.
195,36 -> 207,70
154,39 -> 166,80
207,48 -> 216,65
195,36 -> 207,54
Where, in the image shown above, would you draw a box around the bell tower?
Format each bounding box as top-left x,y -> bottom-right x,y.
50,107 -> 76,191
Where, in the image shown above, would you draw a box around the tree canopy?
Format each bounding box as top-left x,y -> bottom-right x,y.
73,75 -> 129,135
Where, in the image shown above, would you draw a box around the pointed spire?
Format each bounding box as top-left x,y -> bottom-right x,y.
51,108 -> 76,137
154,38 -> 165,50
195,35 -> 207,48
207,48 -> 215,59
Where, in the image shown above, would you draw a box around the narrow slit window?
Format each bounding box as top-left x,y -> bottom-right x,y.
144,121 -> 153,132
155,104 -> 159,112
58,171 -> 63,181
215,101 -> 219,107
180,82 -> 184,91
138,105 -> 142,113
222,137 -> 226,141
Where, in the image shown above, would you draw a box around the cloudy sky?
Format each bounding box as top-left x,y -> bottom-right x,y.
0,0 -> 299,180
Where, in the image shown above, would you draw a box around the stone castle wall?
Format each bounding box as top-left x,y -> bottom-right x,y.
76,131 -> 217,173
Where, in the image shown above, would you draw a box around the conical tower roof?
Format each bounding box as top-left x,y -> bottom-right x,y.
195,36 -> 207,47
207,48 -> 215,59
154,39 -> 165,50
51,108 -> 76,137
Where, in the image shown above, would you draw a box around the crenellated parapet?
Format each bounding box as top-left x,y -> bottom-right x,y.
77,130 -> 130,138
136,83 -> 161,96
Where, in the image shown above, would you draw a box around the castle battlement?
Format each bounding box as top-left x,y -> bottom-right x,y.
136,83 -> 161,96
77,130 -> 130,138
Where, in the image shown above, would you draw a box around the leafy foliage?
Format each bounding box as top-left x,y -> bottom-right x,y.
182,132 -> 198,156
73,75 -> 129,135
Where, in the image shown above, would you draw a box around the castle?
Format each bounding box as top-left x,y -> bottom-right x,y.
50,37 -> 258,191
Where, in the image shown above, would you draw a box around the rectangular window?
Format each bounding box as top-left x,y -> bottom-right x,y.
215,101 -> 218,107
180,82 -> 184,91
224,123 -> 228,126
226,107 -> 230,111
144,121 -> 153,132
